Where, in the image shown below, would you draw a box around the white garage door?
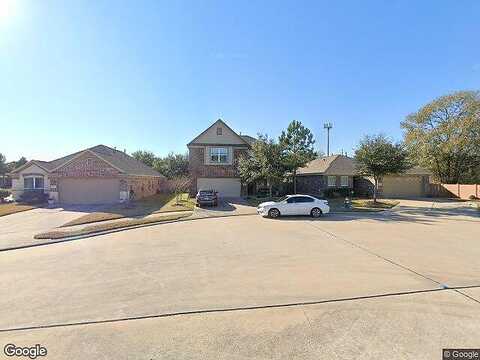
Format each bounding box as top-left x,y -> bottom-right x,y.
197,178 -> 241,197
59,178 -> 120,204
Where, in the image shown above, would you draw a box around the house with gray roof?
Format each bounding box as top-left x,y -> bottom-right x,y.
10,145 -> 164,204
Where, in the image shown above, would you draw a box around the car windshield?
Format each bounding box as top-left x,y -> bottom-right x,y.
276,196 -> 290,202
199,190 -> 214,195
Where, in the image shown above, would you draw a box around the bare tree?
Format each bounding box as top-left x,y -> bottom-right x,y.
168,176 -> 191,204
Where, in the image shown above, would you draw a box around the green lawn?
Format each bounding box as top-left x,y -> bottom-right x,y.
36,212 -> 192,240
62,193 -> 195,227
351,199 -> 400,209
0,203 -> 35,217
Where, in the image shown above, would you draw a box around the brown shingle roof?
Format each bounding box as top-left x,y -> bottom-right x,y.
298,155 -> 358,176
12,145 -> 162,177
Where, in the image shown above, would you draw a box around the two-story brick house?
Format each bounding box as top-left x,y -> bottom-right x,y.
188,119 -> 254,197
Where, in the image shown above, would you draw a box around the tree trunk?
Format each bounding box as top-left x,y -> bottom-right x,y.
293,170 -> 297,194
373,177 -> 378,203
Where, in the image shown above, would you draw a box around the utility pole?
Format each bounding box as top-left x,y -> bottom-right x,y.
324,122 -> 333,156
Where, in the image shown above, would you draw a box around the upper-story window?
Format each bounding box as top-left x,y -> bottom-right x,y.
210,147 -> 228,163
216,127 -> 223,135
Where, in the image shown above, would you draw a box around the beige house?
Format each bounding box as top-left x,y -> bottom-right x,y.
297,155 -> 356,196
298,155 -> 432,198
188,119 -> 254,197
10,145 -> 164,205
377,167 -> 431,198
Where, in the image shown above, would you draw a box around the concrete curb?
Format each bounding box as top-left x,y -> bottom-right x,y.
0,210 -> 403,253
0,213 -> 258,253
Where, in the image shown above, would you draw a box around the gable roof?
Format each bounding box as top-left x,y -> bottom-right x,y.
298,155 -> 432,177
11,145 -> 162,177
240,135 -> 257,146
187,119 -> 251,147
298,155 -> 358,176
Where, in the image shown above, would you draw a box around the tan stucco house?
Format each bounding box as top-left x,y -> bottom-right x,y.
10,145 -> 164,204
188,119 -> 254,197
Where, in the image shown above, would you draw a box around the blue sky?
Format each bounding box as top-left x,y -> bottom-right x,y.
1,0 -> 479,162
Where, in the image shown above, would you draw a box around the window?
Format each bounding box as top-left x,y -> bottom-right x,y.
340,176 -> 349,187
216,127 -> 223,135
210,147 -> 228,163
327,176 -> 336,187
286,197 -> 297,204
296,196 -> 314,203
24,176 -> 44,189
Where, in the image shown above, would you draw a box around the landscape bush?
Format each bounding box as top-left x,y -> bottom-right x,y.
18,190 -> 48,205
0,189 -> 11,202
323,188 -> 353,198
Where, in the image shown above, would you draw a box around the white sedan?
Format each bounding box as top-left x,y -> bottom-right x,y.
257,195 -> 330,218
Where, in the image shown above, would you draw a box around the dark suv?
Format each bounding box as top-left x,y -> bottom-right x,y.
196,189 -> 218,207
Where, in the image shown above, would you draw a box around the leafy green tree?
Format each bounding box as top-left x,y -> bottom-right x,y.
7,156 -> 28,172
239,134 -> 286,198
131,150 -> 156,168
279,120 -> 316,193
355,134 -> 411,203
153,153 -> 189,179
0,153 -> 7,188
402,90 -> 480,183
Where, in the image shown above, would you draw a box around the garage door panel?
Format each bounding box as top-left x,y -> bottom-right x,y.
197,178 -> 241,197
59,178 -> 120,204
382,176 -> 422,197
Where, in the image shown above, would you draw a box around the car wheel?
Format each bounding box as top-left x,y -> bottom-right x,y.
268,208 -> 280,218
311,207 -> 322,218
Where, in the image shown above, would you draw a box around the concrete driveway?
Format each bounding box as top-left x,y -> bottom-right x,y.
0,206 -> 90,250
0,208 -> 479,359
193,197 -> 257,218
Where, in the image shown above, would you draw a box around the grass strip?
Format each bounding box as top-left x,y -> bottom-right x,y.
0,204 -> 35,217
35,212 -> 192,240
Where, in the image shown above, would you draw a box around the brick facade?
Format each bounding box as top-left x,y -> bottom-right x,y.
296,175 -> 326,196
49,152 -> 163,201
125,176 -> 165,200
297,175 -> 354,196
51,152 -> 121,178
188,147 -> 249,195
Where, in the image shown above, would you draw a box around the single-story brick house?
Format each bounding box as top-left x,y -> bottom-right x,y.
10,145 -> 164,204
188,119 -> 254,197
297,155 -> 432,198
296,155 -> 356,196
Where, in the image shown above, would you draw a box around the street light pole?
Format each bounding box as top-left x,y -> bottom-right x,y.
324,122 -> 333,156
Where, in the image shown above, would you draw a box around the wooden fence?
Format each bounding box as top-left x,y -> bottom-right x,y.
430,183 -> 479,200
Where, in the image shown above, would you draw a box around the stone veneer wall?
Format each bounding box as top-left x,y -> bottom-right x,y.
296,175 -> 326,196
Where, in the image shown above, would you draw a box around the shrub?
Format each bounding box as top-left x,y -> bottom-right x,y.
19,190 -> 48,204
0,189 -> 11,202
323,188 -> 353,198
